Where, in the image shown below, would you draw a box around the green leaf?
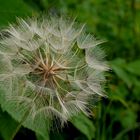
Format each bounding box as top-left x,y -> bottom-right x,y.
36,133 -> 50,140
110,58 -> 133,87
111,108 -> 137,129
120,109 -> 137,128
70,113 -> 95,140
0,109 -> 19,140
113,123 -> 140,140
109,85 -> 129,108
125,60 -> 140,76
0,92 -> 50,140
0,78 -> 50,140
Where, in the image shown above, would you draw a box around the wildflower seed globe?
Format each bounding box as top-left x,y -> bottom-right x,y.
0,16 -> 109,129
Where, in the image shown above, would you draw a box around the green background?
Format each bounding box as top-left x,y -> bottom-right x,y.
0,0 -> 140,140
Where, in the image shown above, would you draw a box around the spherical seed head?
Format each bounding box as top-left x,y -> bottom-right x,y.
0,16 -> 109,128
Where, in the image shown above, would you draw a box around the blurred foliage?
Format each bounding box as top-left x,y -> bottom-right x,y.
0,0 -> 140,140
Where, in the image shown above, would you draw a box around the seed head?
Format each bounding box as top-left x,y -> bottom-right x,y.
0,16 -> 109,129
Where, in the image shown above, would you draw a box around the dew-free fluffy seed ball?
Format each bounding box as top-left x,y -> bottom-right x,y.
0,16 -> 109,130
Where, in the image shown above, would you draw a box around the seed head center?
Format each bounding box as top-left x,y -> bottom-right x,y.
31,57 -> 64,87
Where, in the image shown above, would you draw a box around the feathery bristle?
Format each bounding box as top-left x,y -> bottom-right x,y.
0,16 -> 109,129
